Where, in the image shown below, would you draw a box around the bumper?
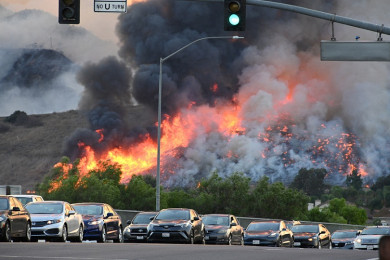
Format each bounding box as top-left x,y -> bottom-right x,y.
31,223 -> 64,239
354,243 -> 379,250
293,239 -> 318,248
124,231 -> 148,242
244,236 -> 278,246
204,233 -> 229,244
83,224 -> 103,240
147,231 -> 191,243
332,242 -> 354,249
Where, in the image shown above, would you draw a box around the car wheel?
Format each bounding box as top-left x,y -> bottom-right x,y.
73,225 -> 83,243
240,235 -> 244,246
276,238 -> 282,247
188,230 -> 194,244
23,222 -> 32,242
328,240 -> 332,249
98,226 -> 107,243
289,237 -> 294,248
227,234 -> 232,245
114,226 -> 123,243
317,239 -> 322,249
1,221 -> 11,242
59,225 -> 67,242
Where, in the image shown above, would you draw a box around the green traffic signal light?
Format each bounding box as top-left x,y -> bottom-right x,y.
229,14 -> 240,26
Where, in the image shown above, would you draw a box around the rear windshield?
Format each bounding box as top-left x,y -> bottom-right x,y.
132,213 -> 156,224
291,225 -> 319,233
25,203 -> 63,214
0,198 -> 9,210
202,216 -> 229,226
155,210 -> 190,220
73,205 -> 103,215
361,227 -> 390,235
247,222 -> 280,231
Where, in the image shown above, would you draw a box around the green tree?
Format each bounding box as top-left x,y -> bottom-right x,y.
346,169 -> 363,190
123,175 -> 157,211
306,207 -> 347,224
290,168 -> 328,198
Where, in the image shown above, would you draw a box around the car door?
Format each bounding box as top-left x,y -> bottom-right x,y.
279,221 -> 289,245
65,203 -> 78,236
191,210 -> 202,240
9,197 -> 22,235
319,225 -> 329,247
230,215 -> 240,243
104,205 -> 117,238
13,197 -> 29,236
107,205 -> 120,238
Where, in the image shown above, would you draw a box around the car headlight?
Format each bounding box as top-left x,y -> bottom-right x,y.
355,238 -> 362,244
176,222 -> 191,228
268,232 -> 278,237
47,219 -> 62,225
217,228 -> 228,234
88,219 -> 103,225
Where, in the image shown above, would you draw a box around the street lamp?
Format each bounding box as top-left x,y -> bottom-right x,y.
156,35 -> 244,211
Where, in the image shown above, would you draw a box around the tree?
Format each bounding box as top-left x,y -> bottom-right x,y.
123,175 -> 157,211
290,168 -> 328,198
346,169 -> 363,190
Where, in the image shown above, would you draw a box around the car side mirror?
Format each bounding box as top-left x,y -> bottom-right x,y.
11,206 -> 20,212
149,216 -> 154,220
320,231 -> 326,234
68,210 -> 76,216
105,212 -> 113,218
230,223 -> 237,227
127,220 -> 132,225
193,216 -> 200,221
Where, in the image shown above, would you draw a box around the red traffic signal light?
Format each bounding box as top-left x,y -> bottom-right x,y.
59,0 -> 80,24
224,0 -> 246,31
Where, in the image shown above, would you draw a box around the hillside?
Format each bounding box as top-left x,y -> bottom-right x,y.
0,106 -> 154,192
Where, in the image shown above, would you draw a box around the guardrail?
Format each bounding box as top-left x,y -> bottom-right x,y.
116,209 -> 366,232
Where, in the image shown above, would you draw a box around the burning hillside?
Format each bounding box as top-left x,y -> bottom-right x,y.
52,0 -> 390,190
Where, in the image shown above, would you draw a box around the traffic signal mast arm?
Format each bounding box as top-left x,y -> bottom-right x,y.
192,0 -> 390,36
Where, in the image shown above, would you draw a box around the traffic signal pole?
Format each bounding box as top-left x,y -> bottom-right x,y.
192,0 -> 390,36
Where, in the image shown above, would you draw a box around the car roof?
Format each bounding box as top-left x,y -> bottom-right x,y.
333,229 -> 359,232
13,194 -> 43,198
364,226 -> 390,229
28,200 -> 65,204
71,202 -> 106,206
162,208 -> 191,211
250,220 -> 281,224
137,211 -> 158,215
202,214 -> 230,217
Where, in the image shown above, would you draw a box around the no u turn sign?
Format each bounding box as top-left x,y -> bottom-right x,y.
94,0 -> 127,13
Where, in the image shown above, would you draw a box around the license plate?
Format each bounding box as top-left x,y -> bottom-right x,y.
136,236 -> 144,240
162,233 -> 170,238
334,244 -> 338,246
205,236 -> 209,240
367,245 -> 374,250
294,242 -> 301,246
253,240 -> 260,245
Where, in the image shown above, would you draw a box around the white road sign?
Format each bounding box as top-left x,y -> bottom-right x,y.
94,0 -> 127,13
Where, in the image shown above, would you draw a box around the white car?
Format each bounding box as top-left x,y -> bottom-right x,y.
13,194 -> 44,206
354,226 -> 390,250
25,201 -> 84,242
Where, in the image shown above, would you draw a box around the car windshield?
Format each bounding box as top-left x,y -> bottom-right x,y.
73,205 -> 103,215
0,198 -> 9,210
132,213 -> 156,224
202,216 -> 229,226
14,197 -> 32,206
247,222 -> 280,231
291,225 -> 319,233
332,231 -> 357,239
361,227 -> 390,235
25,203 -> 63,214
155,210 -> 190,220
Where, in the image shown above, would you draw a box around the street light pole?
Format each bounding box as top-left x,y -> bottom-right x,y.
156,35 -> 244,211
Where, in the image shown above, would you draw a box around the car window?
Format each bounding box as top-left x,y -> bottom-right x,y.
26,203 -> 63,214
74,205 -> 103,215
133,213 -> 155,224
280,221 -> 286,230
14,197 -> 32,206
107,205 -> 116,215
202,216 -> 229,226
9,197 -> 16,209
361,227 -> 390,235
332,231 -> 358,239
13,198 -> 24,209
156,209 -> 190,220
291,225 -> 319,233
0,198 -> 9,210
247,222 -> 280,231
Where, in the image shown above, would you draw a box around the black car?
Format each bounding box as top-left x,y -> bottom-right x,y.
72,202 -> 123,243
291,224 -> 332,249
147,208 -> 205,244
0,195 -> 31,242
331,229 -> 360,249
124,211 -> 157,242
243,220 -> 294,247
202,214 -> 243,245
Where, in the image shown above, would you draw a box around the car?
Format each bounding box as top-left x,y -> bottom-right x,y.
124,211 -> 157,242
202,214 -> 244,245
243,220 -> 294,247
285,220 -> 301,230
354,226 -> 390,250
147,208 -> 205,244
13,195 -> 44,206
72,202 -> 124,243
291,224 -> 332,249
25,201 -> 84,242
331,229 -> 360,249
0,195 -> 31,242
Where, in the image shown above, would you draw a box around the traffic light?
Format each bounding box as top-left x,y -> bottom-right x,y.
59,0 -> 80,24
224,0 -> 246,31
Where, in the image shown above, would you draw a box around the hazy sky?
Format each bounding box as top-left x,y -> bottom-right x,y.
2,0 -> 122,42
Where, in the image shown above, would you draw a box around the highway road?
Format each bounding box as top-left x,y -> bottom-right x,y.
0,242 -> 379,260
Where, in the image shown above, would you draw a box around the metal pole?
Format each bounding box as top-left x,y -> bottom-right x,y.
190,0 -> 390,36
156,35 -> 244,211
